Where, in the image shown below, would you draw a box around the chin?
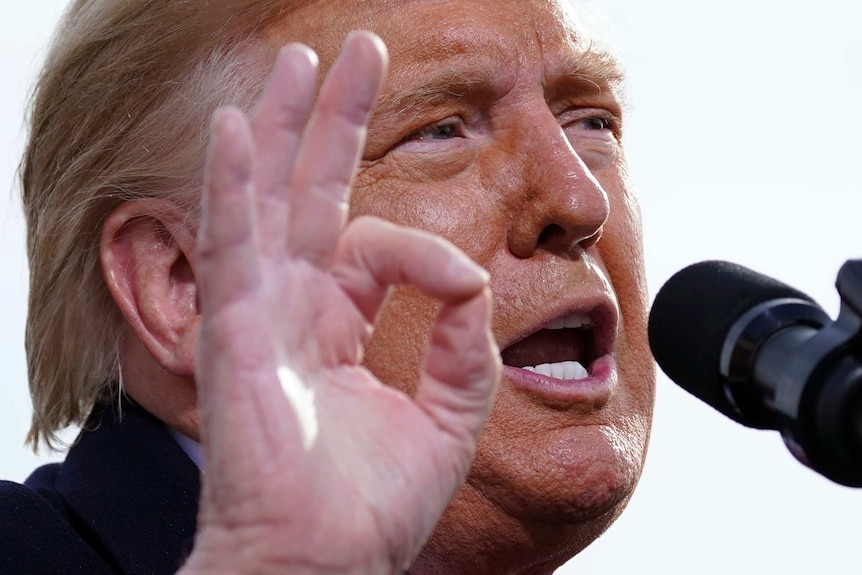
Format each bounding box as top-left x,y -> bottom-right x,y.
469,419 -> 647,526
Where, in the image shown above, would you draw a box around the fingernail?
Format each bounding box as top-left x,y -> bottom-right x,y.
449,254 -> 489,285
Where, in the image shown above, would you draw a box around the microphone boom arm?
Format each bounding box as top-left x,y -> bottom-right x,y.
722,259 -> 862,487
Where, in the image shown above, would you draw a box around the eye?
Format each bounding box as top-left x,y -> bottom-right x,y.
403,119 -> 463,142
569,115 -> 617,132
561,108 -> 622,142
577,117 -> 610,131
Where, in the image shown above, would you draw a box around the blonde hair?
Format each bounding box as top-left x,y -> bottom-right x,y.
21,0 -> 304,449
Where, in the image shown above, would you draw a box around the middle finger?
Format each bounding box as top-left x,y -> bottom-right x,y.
286,31 -> 388,267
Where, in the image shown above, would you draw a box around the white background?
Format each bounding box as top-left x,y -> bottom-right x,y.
2,2 -> 860,574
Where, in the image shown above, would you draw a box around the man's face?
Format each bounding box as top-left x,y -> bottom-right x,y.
271,0 -> 655,554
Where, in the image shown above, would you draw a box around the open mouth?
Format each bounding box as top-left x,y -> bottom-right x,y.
500,313 -> 599,381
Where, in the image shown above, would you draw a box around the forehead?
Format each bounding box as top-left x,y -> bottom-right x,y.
267,0 -> 621,89
373,0 -> 586,59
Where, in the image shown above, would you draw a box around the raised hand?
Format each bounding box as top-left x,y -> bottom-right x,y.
180,32 -> 500,575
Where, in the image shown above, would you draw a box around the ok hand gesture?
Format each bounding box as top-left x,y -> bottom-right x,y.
181,32 -> 500,575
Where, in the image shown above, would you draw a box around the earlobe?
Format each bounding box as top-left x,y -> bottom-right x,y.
101,200 -> 199,378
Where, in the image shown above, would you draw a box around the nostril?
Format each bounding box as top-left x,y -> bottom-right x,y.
580,227 -> 603,250
537,223 -> 565,248
536,223 -> 602,253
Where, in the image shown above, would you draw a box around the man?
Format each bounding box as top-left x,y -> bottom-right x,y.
2,0 -> 655,573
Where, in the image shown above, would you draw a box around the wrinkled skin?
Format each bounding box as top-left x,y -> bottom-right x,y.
178,34 -> 500,575
266,0 -> 655,571
112,1 -> 655,574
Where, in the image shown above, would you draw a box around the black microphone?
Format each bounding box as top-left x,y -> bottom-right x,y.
648,259 -> 862,487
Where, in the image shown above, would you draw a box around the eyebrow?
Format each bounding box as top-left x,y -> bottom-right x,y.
374,63 -> 505,123
546,44 -> 627,104
374,45 -> 627,126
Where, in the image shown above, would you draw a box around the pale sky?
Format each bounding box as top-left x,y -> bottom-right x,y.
2,2 -> 861,574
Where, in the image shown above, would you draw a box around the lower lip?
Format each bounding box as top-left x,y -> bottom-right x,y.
503,355 -> 617,409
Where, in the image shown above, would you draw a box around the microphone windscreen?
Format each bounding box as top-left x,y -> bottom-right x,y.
648,260 -> 814,424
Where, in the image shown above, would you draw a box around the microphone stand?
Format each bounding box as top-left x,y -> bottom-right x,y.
727,259 -> 862,487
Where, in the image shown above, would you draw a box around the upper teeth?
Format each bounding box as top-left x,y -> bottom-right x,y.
545,313 -> 592,330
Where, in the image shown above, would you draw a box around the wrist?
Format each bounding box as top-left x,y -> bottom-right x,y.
179,526 -> 399,575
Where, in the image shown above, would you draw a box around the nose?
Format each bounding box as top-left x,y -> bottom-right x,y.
504,115 -> 610,259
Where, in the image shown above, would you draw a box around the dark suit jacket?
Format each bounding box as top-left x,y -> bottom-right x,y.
0,399 -> 201,574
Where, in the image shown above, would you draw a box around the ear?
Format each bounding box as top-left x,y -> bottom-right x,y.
101,200 -> 199,379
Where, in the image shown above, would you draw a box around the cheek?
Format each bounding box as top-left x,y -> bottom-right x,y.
351,162 -> 505,267
362,286 -> 437,395
598,167 -> 649,332
349,170 -> 498,394
600,178 -> 656,435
